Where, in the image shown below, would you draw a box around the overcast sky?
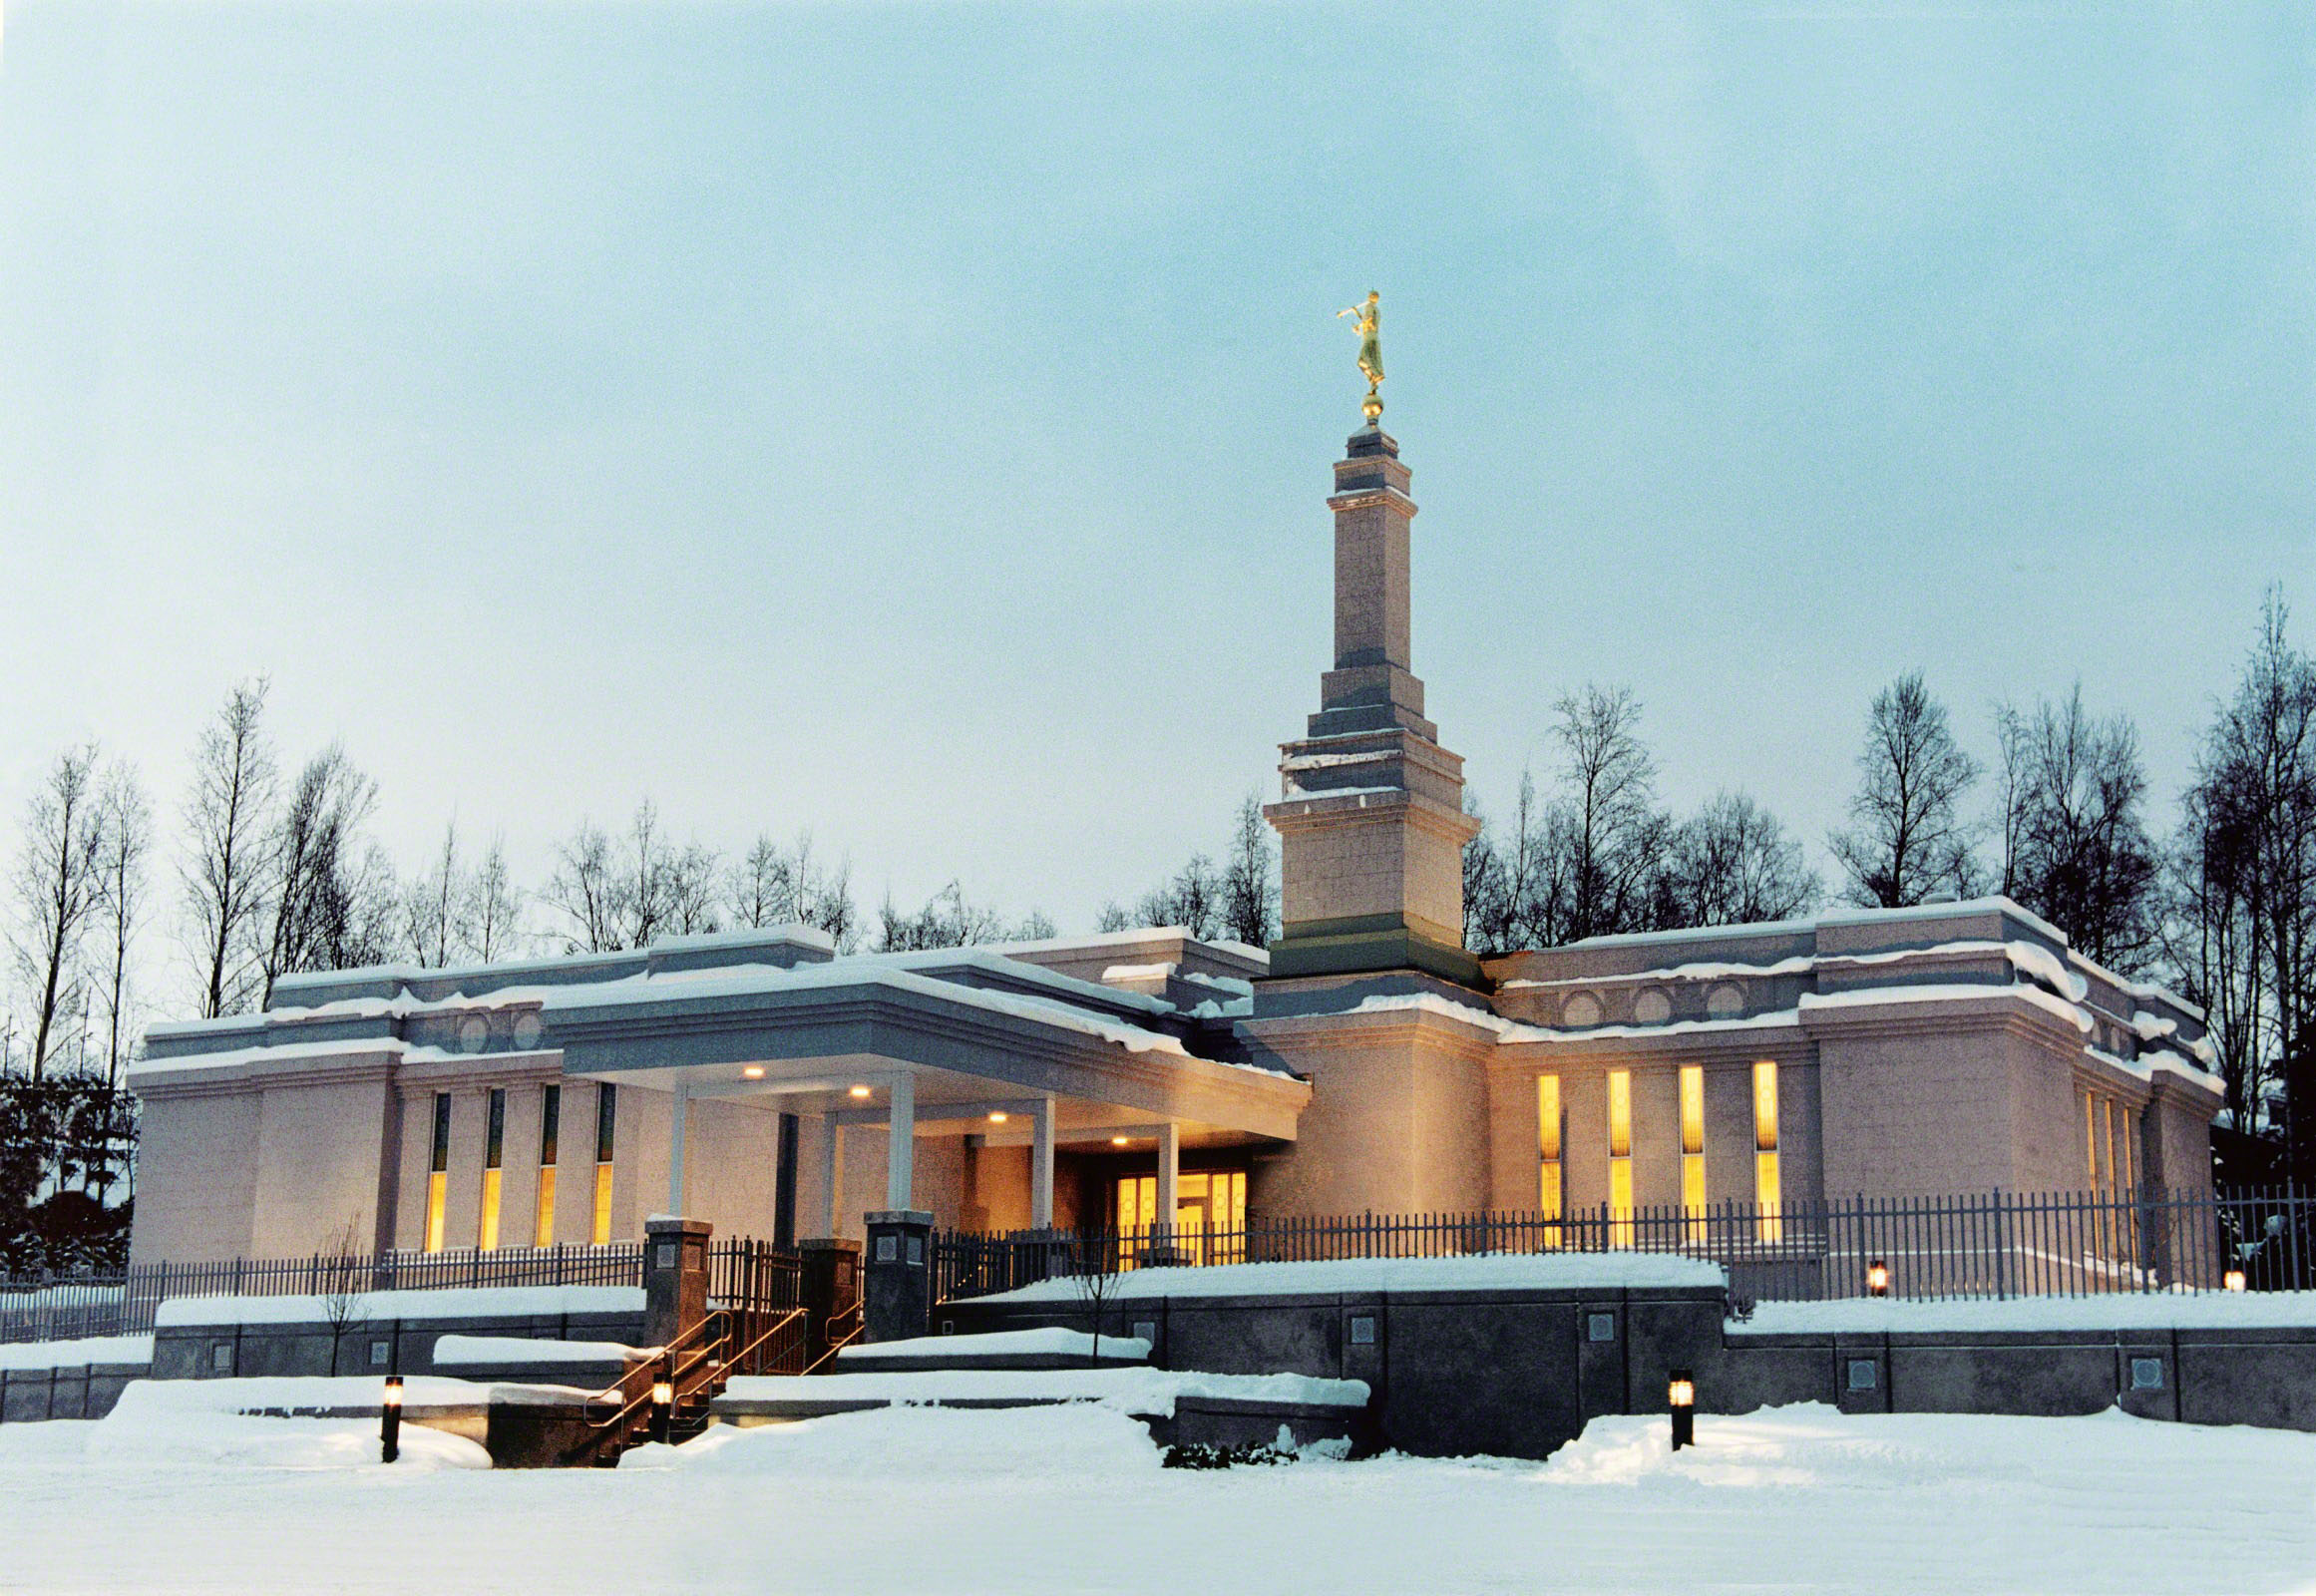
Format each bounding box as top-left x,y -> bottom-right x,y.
2,2 -> 2310,953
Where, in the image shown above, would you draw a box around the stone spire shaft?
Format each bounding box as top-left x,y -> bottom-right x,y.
1266,424 -> 1481,987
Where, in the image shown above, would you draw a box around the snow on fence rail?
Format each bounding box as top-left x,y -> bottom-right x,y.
934,1185 -> 2316,1308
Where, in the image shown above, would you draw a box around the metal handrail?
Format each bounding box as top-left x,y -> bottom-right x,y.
801,1304 -> 866,1376
721,1305 -> 809,1378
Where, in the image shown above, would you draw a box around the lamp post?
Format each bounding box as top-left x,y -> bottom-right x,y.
2224,1269 -> 2247,1293
380,1374 -> 403,1464
649,1375 -> 674,1444
1867,1259 -> 1890,1298
1668,1369 -> 1695,1451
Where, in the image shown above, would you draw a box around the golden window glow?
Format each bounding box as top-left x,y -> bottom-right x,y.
423,1091 -> 451,1254
2119,1107 -> 2133,1194
591,1162 -> 614,1246
591,1083 -> 617,1246
479,1087 -> 506,1251
535,1166 -> 558,1249
536,1084 -> 560,1248
1536,1075 -> 1562,1225
1606,1069 -> 1634,1241
1679,1065 -> 1707,1240
1752,1062 -> 1782,1243
478,1169 -> 502,1252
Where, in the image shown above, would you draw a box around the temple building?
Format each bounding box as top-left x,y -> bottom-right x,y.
125,415 -> 2223,1266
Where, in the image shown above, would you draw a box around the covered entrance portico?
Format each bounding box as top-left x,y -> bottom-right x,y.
537,951 -> 1308,1242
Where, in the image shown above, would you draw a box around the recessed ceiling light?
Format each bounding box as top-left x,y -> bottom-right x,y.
742,1065 -> 764,1079
987,1111 -> 1008,1124
1110,1135 -> 1130,1147
849,1084 -> 872,1099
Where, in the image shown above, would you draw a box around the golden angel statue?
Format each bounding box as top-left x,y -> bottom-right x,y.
1338,290 -> 1383,420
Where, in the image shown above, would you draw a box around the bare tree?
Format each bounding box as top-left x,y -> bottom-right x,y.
876,882 -> 1026,951
546,819 -> 621,954
259,744 -> 380,1003
402,821 -> 462,968
1548,684 -> 1669,942
9,746 -> 106,1079
1464,772 -> 1560,954
1997,685 -> 2160,972
464,834 -> 522,962
1662,792 -> 1820,929
1829,672 -> 1982,908
2165,593 -> 2316,1169
1220,795 -> 1278,948
90,764 -> 151,1094
727,834 -> 802,929
182,680 -> 277,1017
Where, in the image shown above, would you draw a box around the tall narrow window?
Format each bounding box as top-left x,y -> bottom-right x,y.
535,1084 -> 561,1248
1679,1064 -> 1707,1242
1606,1069 -> 1633,1243
424,1092 -> 451,1253
2118,1106 -> 2134,1196
479,1087 -> 506,1251
2085,1091 -> 2100,1189
1536,1074 -> 1563,1235
1752,1061 -> 1781,1243
591,1082 -> 617,1246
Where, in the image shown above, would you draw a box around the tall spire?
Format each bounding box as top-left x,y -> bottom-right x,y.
1264,419 -> 1481,986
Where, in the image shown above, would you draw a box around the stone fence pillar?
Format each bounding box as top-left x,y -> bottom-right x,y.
643,1215 -> 712,1349
863,1210 -> 934,1345
799,1236 -> 863,1366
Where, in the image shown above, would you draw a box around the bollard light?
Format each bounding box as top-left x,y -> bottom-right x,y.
380,1374 -> 404,1464
1668,1369 -> 1695,1451
649,1377 -> 674,1444
1866,1259 -> 1890,1298
2224,1269 -> 2247,1293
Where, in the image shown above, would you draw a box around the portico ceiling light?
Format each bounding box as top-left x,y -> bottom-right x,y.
849,1085 -> 872,1099
742,1066 -> 764,1079
1111,1136 -> 1130,1147
987,1111 -> 1008,1124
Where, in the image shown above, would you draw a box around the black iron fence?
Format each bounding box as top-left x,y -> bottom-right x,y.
934,1185 -> 2316,1307
0,1236 -> 818,1346
0,1241 -> 647,1345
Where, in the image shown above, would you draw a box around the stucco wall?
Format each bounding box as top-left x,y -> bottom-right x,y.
130,1092 -> 261,1266
250,1078 -> 391,1258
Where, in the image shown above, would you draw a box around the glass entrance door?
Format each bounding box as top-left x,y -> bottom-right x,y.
1114,1170 -> 1247,1266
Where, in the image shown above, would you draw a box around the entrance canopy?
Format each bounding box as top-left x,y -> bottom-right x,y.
539,947 -> 1309,1225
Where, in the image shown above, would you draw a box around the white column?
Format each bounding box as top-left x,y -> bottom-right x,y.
667,1078 -> 690,1217
819,1117 -> 842,1237
1030,1097 -> 1055,1230
885,1072 -> 916,1211
1156,1121 -> 1180,1247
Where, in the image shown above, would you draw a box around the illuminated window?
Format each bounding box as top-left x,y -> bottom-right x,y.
424,1092 -> 451,1254
2118,1105 -> 2133,1195
1536,1075 -> 1563,1231
1679,1065 -> 1707,1242
535,1084 -> 560,1249
1114,1170 -> 1246,1266
1752,1061 -> 1781,1243
2085,1091 -> 2099,1189
591,1083 -> 617,1247
478,1087 -> 506,1251
1606,1069 -> 1633,1242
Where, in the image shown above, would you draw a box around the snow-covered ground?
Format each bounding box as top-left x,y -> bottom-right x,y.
2,1387 -> 2313,1593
